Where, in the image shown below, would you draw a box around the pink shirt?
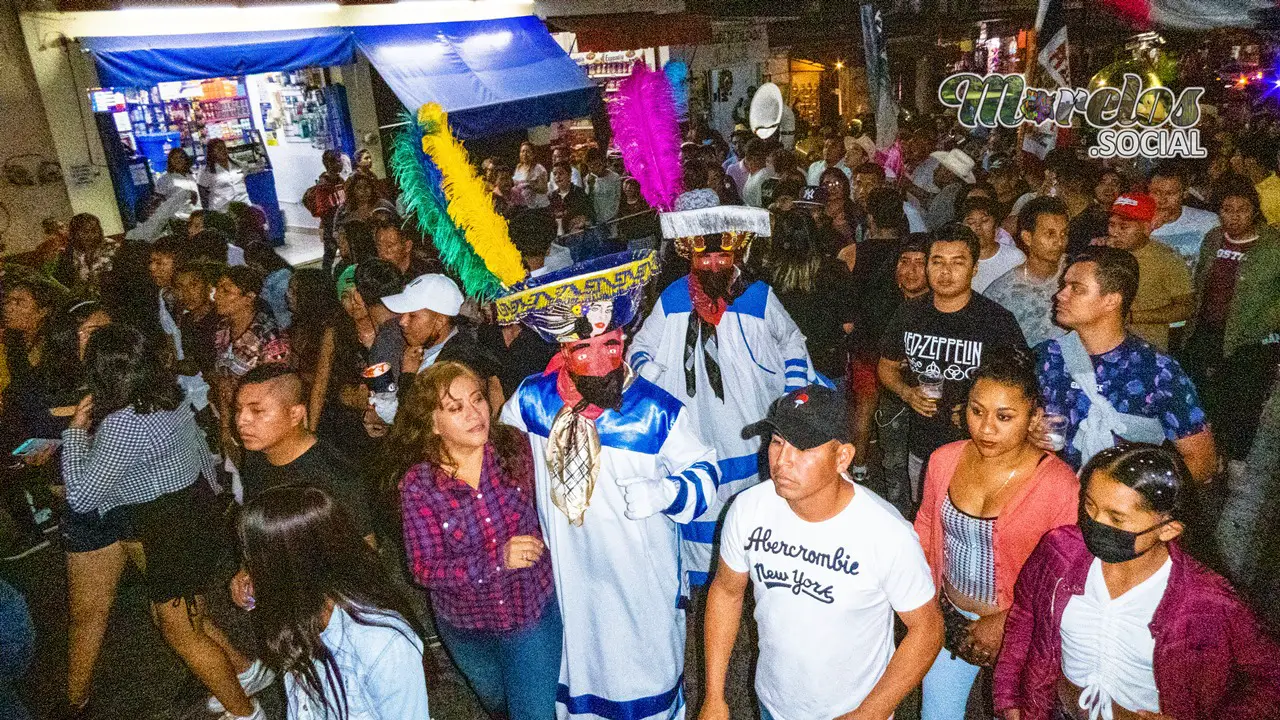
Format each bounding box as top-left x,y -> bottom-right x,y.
914,440 -> 1079,609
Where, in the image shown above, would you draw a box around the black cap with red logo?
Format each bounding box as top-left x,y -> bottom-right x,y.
742,384 -> 850,450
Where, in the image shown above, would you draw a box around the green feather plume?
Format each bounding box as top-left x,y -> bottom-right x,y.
389,113 -> 505,301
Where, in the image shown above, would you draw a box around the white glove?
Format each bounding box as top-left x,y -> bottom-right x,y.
636,359 -> 666,383
616,475 -> 679,520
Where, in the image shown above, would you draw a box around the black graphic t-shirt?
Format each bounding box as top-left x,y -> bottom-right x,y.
879,293 -> 1027,458
720,482 -> 934,720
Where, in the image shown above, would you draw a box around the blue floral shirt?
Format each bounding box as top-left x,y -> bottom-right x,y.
1035,334 -> 1208,469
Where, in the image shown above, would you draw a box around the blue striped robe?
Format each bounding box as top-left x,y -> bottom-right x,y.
501,372 -> 718,720
628,276 -> 820,593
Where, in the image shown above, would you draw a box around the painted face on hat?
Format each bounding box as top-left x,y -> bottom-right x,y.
585,301 -> 614,337
561,328 -> 625,377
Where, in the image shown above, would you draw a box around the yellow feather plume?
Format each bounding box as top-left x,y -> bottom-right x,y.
417,103 -> 526,288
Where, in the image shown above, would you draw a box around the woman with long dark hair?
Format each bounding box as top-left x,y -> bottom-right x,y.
914,350 -> 1079,720
237,485 -> 430,720
764,209 -> 855,382
199,139 -> 250,212
60,324 -> 264,719
287,269 -> 366,454
1,275 -> 67,558
995,444 -> 1280,720
391,361 -> 561,720
816,166 -> 860,254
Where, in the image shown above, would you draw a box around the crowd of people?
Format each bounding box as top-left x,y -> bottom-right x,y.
2,102 -> 1280,720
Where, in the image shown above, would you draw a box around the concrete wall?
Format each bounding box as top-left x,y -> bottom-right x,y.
0,2 -> 74,255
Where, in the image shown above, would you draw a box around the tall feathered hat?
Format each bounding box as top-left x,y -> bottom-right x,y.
661,206 -> 773,258
392,99 -> 662,342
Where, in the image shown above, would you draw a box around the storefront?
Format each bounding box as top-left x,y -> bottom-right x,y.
20,3 -> 598,239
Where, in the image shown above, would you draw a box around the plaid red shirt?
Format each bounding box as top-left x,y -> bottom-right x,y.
399,439 -> 554,631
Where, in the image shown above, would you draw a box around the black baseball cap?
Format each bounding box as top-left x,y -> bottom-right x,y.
794,185 -> 828,206
742,385 -> 849,450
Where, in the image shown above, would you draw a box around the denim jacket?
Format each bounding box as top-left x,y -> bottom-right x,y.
994,526 -> 1280,720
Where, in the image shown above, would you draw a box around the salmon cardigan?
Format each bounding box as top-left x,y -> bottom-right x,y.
913,440 -> 1080,609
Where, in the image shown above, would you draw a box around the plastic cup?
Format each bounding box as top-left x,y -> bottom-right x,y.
1043,414 -> 1069,452
917,373 -> 944,400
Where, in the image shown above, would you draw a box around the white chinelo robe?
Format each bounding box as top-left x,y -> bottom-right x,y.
628,276 -> 819,592
501,371 -> 719,720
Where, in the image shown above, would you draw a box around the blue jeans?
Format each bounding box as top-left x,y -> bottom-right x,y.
0,580 -> 33,720
921,605 -> 982,720
760,702 -> 775,720
436,597 -> 563,720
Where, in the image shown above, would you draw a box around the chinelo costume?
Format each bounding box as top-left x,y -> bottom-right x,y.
628,205 -> 823,593
495,251 -> 719,720
394,68 -> 716,720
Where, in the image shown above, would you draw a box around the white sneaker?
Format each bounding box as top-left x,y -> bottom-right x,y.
218,699 -> 265,720
207,660 -> 277,713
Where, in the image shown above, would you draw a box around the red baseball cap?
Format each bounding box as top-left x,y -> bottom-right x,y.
1110,193 -> 1156,222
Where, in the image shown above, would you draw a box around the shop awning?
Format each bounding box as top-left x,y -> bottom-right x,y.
352,17 -> 598,137
81,16 -> 597,138
546,13 -> 713,53
81,27 -> 357,88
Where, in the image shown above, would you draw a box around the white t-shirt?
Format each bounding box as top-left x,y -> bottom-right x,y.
197,163 -> 250,212
513,164 -> 550,208
1151,205 -> 1220,275
972,242 -> 1027,293
154,171 -> 200,219
720,481 -> 936,720
806,159 -> 852,187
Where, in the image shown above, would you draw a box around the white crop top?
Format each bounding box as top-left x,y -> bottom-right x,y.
1060,557 -> 1172,720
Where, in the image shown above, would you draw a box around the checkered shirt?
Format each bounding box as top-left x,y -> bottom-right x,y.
62,405 -> 215,515
400,440 -> 554,631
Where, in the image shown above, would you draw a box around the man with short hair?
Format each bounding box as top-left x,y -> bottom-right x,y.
382,273 -> 503,418
741,139 -> 776,208
1149,163 -> 1221,275
235,365 -> 375,533
1034,246 -> 1216,482
353,259 -> 405,430
725,129 -> 752,193
805,136 -> 851,186
853,163 -> 927,233
878,225 -> 1027,502
963,195 -> 1026,292
701,384 -> 942,720
1234,135 -> 1280,226
372,215 -> 429,278
985,196 -> 1071,347
548,145 -> 583,190
549,162 -> 593,235
584,147 -> 621,225
1102,192 -> 1194,352
860,239 -> 931,515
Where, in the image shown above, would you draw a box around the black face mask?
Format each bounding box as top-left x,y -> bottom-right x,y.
1079,511 -> 1169,564
570,367 -> 625,412
694,267 -> 735,301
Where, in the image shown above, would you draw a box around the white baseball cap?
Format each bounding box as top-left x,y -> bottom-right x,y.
381,273 -> 463,316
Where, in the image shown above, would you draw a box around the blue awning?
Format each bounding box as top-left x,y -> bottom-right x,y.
80,16 -> 598,138
81,27 -> 356,88
352,17 -> 598,137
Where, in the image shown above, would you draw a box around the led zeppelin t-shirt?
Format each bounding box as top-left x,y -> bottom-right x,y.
879,293 -> 1028,458
720,481 -> 935,720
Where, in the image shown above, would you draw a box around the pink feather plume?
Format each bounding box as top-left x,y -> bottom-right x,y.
608,62 -> 684,213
